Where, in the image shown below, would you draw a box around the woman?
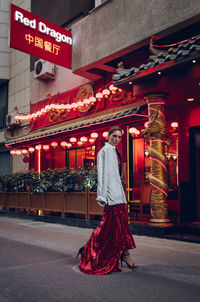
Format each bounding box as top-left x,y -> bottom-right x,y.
78,126 -> 137,275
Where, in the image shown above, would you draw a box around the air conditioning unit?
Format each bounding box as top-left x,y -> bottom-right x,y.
6,113 -> 18,127
34,59 -> 55,80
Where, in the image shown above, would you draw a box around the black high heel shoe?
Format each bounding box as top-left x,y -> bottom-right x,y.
120,252 -> 138,269
76,246 -> 84,260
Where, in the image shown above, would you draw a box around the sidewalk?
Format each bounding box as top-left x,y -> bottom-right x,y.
1,211 -> 200,244
0,215 -> 200,302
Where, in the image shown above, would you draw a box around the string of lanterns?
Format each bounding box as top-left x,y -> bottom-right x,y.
10,121 -> 178,156
15,85 -> 119,122
9,131 -> 109,156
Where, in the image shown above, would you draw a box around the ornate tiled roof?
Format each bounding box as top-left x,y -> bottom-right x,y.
5,105 -> 142,146
112,36 -> 200,85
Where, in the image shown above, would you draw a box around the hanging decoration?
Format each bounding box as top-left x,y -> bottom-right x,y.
14,82 -> 139,125
129,127 -> 140,136
43,145 -> 50,151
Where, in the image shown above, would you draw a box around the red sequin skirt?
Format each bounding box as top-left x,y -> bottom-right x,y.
79,203 -> 136,275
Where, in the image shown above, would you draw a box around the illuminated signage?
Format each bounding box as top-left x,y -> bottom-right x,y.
9,4 -> 72,69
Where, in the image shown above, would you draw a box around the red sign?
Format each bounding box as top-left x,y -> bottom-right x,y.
9,4 -> 72,69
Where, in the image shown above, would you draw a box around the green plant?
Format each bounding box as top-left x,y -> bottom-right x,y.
0,167 -> 98,193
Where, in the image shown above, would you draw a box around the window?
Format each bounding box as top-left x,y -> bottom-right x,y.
66,146 -> 95,169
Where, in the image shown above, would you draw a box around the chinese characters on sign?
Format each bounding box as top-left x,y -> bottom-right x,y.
25,34 -> 61,55
9,4 -> 72,69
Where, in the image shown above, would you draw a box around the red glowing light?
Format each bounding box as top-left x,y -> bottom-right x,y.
21,149 -> 28,155
15,150 -> 21,156
91,132 -> 98,139
51,141 -> 58,148
10,150 -> 16,155
61,141 -> 68,148
70,137 -> 77,143
102,131 -> 108,138
109,84 -> 117,91
71,102 -> 78,110
150,157 -> 167,172
89,96 -> 96,104
43,145 -> 49,151
95,92 -> 103,100
150,182 -> 168,196
28,147 -> 35,153
35,145 -> 42,150
171,122 -> 178,128
80,136 -> 88,143
102,89 -> 110,97
129,127 -> 140,135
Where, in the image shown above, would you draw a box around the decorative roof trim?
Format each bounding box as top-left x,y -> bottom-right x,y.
112,36 -> 200,86
5,106 -> 147,147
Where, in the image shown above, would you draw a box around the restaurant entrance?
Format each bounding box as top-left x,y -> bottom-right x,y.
190,126 -> 200,222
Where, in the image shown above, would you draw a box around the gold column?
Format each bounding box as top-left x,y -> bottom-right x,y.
142,93 -> 170,223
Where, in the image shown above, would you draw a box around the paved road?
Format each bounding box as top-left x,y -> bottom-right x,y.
0,217 -> 200,302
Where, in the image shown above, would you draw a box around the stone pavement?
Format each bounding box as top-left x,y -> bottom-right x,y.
0,216 -> 200,302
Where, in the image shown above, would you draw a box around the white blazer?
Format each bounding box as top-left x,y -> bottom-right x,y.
97,142 -> 127,206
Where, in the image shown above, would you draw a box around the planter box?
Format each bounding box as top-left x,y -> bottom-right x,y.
30,193 -> 44,210
6,192 -> 18,208
0,189 -> 97,220
0,192 -> 6,207
65,191 -> 87,219
44,192 -> 65,216
18,192 -> 30,208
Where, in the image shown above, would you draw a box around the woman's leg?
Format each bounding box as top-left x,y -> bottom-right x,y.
121,250 -> 138,268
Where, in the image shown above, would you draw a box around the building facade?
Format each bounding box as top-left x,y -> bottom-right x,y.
3,0 -> 200,223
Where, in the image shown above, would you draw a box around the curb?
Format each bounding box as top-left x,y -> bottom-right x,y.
0,211 -> 200,244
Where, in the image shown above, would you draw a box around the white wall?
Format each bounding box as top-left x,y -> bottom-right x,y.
8,0 -> 31,117
31,65 -> 90,104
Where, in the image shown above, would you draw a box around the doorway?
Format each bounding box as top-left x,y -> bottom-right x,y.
190,126 -> 200,221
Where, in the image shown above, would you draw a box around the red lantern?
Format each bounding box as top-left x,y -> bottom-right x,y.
66,143 -> 72,148
10,150 -> 16,155
171,122 -> 178,129
102,131 -> 108,138
61,141 -> 68,148
80,136 -> 88,143
70,137 -> 77,143
102,89 -> 110,98
43,145 -> 50,151
95,92 -> 103,101
91,132 -> 98,139
89,96 -> 96,105
23,156 -> 29,163
89,138 -> 95,144
21,149 -> 28,155
28,147 -> 35,153
129,127 -> 140,136
35,145 -> 42,150
15,150 -> 21,156
51,141 -> 58,148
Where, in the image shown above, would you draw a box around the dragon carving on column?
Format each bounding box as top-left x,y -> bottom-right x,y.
141,93 -> 170,223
